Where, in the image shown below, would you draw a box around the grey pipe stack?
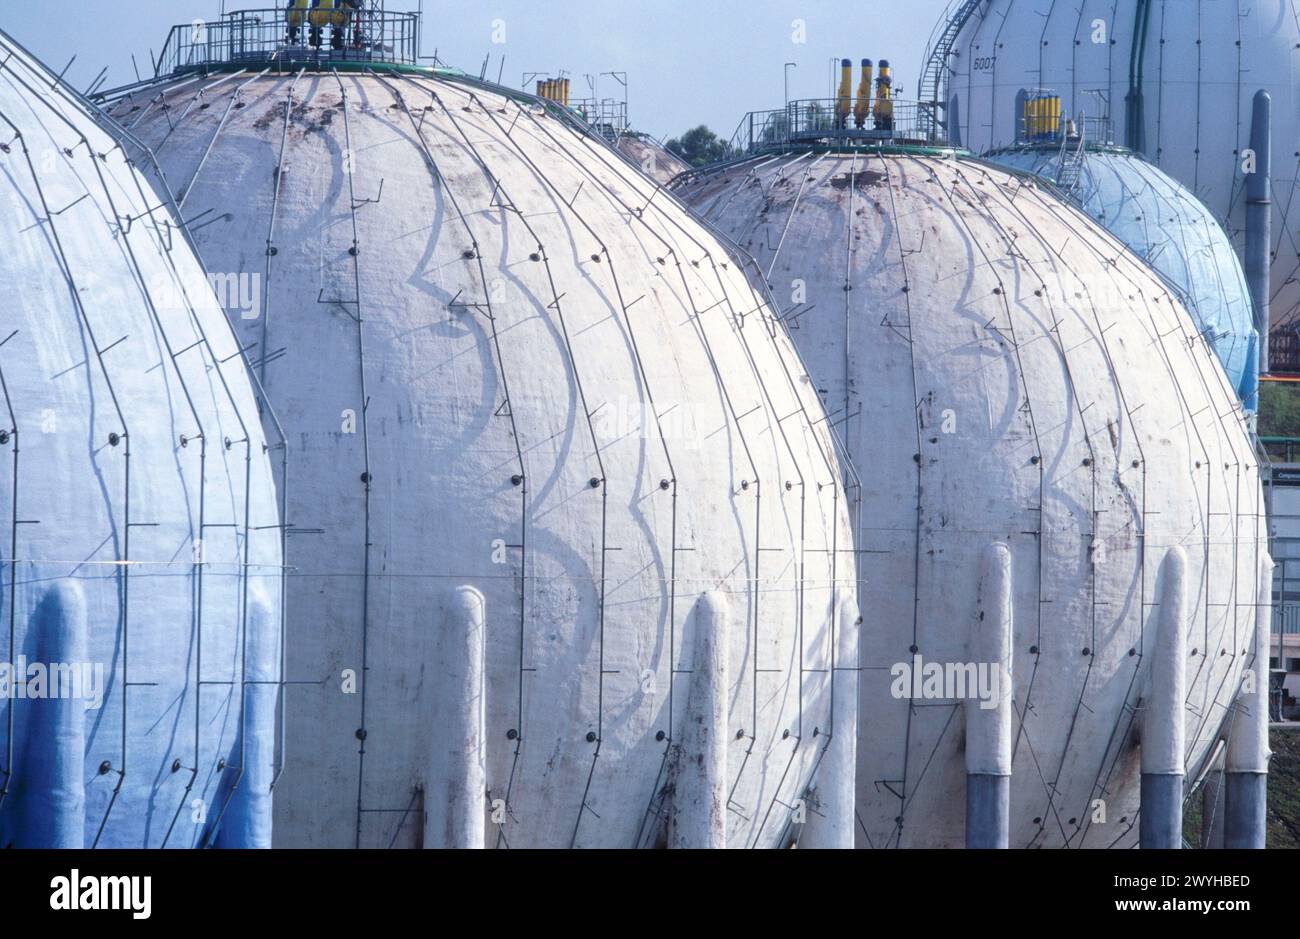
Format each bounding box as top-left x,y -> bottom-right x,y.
1247,90 -> 1272,378
1224,555 -> 1273,849
1140,549 -> 1187,849
966,544 -> 1013,849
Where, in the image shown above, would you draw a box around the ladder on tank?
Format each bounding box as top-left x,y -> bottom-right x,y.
1055,115 -> 1087,196
918,0 -> 985,142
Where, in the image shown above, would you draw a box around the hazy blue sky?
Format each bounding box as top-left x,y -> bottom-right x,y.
3,0 -> 952,140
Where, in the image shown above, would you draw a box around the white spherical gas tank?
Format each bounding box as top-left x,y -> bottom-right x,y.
0,31 -> 283,848
111,67 -> 857,848
676,150 -> 1266,847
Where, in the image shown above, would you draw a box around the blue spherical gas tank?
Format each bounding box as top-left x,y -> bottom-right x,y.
988,145 -> 1258,399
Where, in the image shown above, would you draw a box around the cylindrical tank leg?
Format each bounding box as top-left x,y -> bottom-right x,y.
800,590 -> 860,849
1224,553 -> 1273,849
1140,548 -> 1187,849
670,591 -> 728,849
216,585 -> 279,848
424,585 -> 487,849
966,543 -> 1012,849
13,581 -> 88,848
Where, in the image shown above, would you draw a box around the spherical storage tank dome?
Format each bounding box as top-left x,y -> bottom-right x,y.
0,31 -> 284,848
987,144 -> 1257,399
941,0 -> 1300,335
675,147 -> 1266,848
107,48 -> 858,846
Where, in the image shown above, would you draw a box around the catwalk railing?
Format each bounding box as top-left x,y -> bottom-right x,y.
728,98 -> 939,156
153,7 -> 420,78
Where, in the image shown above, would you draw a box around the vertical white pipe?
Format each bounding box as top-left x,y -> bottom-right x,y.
966,542 -> 1013,849
1224,553 -> 1273,848
424,585 -> 486,849
800,590 -> 860,849
1140,547 -> 1187,849
670,591 -> 728,849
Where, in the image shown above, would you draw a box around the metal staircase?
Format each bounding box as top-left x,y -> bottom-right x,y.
918,0 -> 985,142
1055,116 -> 1087,196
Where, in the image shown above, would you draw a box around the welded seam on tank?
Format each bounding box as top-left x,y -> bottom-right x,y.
515,104 -> 850,847
1149,0 -> 1167,171
397,77 -> 687,849
967,168 -> 1152,847
362,73 -> 531,848
0,96 -> 134,848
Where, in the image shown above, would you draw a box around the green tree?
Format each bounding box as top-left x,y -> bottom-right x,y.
665,125 -> 730,167
1259,382 -> 1300,460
